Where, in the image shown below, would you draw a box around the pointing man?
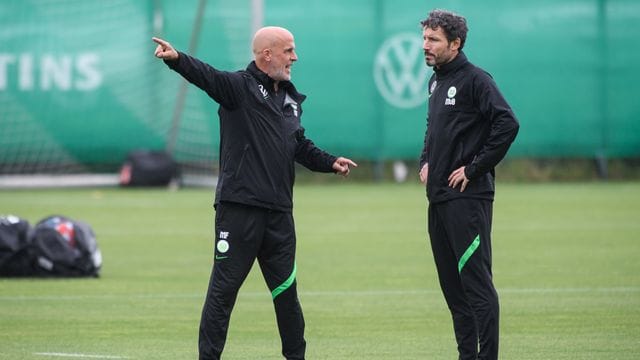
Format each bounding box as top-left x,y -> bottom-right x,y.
153,26 -> 357,360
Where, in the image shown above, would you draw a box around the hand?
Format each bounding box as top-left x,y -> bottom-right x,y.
152,37 -> 179,61
419,163 -> 428,184
333,157 -> 358,177
448,166 -> 469,192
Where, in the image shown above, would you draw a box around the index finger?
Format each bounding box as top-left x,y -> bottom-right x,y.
152,37 -> 169,47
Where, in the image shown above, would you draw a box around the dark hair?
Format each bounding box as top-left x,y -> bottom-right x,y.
420,9 -> 468,50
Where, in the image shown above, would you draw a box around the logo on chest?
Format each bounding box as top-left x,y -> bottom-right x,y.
445,86 -> 457,106
258,84 -> 269,99
429,80 -> 437,98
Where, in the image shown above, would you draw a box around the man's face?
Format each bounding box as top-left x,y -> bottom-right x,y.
268,35 -> 298,81
422,26 -> 459,68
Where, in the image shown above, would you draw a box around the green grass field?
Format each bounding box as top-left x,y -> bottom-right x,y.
1,182 -> 639,359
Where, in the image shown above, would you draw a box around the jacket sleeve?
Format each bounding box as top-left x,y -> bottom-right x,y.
464,72 -> 519,180
294,127 -> 337,173
164,52 -> 244,109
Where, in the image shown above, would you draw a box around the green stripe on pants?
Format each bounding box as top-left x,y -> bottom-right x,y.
271,263 -> 297,299
458,235 -> 480,273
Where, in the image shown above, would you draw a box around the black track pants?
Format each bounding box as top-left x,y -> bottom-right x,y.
428,198 -> 499,360
198,202 -> 306,360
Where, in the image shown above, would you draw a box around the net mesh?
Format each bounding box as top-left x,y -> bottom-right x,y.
0,0 -> 253,183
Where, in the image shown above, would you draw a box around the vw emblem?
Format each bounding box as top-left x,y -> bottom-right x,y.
374,33 -> 432,109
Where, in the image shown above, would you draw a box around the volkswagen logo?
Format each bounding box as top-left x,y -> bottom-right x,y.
374,33 -> 432,109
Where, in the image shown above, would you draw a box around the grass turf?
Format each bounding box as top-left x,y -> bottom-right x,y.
0,182 -> 639,359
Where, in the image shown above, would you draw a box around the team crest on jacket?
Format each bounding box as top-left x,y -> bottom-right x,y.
445,86 -> 456,106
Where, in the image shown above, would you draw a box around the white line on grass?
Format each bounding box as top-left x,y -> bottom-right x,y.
301,287 -> 640,297
1,286 -> 639,302
34,352 -> 129,359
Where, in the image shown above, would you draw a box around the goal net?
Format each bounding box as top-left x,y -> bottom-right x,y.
0,0 -> 254,186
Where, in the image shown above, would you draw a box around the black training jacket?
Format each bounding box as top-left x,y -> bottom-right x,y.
166,53 -> 337,212
419,52 -> 519,204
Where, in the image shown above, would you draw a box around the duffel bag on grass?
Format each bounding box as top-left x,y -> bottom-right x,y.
32,215 -> 102,277
0,215 -> 34,276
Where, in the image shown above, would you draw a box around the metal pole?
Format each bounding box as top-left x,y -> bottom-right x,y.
595,0 -> 608,179
251,0 -> 264,35
373,0 -> 385,182
166,0 -> 208,155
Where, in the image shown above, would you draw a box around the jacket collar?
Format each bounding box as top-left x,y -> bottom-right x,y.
434,51 -> 468,78
246,61 -> 306,103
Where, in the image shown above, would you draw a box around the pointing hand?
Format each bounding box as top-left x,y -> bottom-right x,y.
152,37 -> 179,61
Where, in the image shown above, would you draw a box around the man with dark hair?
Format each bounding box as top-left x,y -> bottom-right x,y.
418,9 -> 519,360
153,26 -> 357,360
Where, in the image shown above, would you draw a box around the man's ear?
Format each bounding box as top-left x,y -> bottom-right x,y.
262,48 -> 272,61
449,38 -> 461,51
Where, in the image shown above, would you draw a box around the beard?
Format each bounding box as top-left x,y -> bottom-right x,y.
424,56 -> 436,67
424,51 -> 455,68
270,66 -> 291,81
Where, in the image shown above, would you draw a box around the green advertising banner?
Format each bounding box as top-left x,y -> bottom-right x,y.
0,0 -> 165,171
1,0 -> 638,174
